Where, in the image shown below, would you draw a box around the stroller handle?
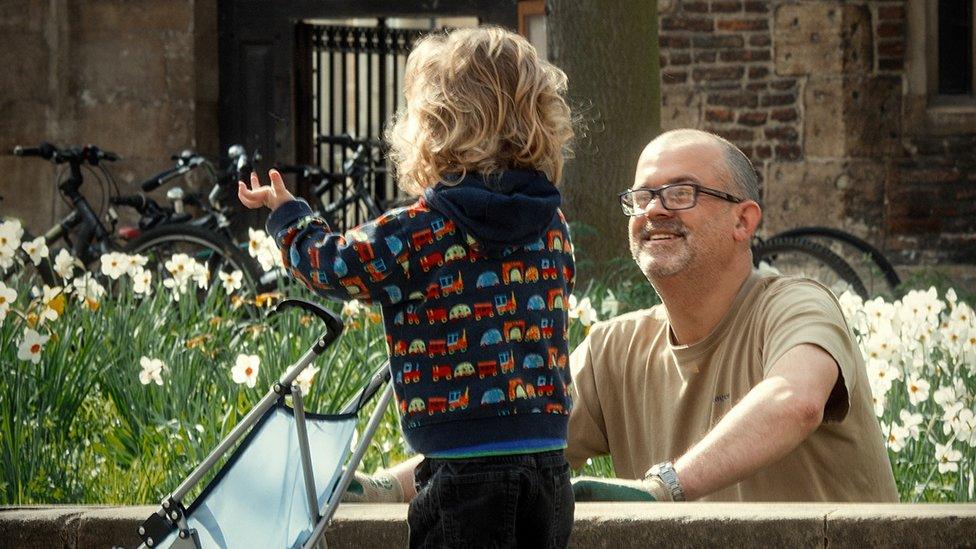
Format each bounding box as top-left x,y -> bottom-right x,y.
270,298 -> 344,336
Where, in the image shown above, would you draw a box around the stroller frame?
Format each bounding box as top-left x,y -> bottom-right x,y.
136,298 -> 394,549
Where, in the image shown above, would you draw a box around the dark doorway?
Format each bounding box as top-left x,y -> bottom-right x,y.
218,1 -> 517,227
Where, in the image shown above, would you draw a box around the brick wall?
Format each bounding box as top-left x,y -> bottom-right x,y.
656,0 -> 976,271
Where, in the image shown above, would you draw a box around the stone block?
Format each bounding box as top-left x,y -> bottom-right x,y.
74,99 -> 195,161
774,3 -> 872,76
0,154 -> 60,236
804,76 -> 900,159
660,87 -> 703,130
825,504 -> 976,548
0,506 -> 85,548
76,507 -> 148,549
0,32 -> 50,102
74,0 -> 193,34
570,503 -> 825,547
764,160 -> 886,240
0,0 -> 47,33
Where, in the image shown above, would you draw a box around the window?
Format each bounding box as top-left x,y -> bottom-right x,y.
927,0 -> 976,102
905,0 -> 976,133
518,0 -> 547,60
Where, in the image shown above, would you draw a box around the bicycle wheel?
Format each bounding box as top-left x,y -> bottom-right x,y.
770,226 -> 900,296
123,223 -> 262,294
753,237 -> 868,299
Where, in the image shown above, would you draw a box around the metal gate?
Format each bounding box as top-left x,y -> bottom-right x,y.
306,20 -> 430,229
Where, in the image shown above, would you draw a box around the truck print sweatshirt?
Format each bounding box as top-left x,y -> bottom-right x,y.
266,169 -> 575,457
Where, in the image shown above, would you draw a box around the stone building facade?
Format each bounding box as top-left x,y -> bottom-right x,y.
1,0 -> 973,283
657,0 -> 976,276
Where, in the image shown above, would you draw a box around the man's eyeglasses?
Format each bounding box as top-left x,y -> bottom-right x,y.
618,183 -> 743,216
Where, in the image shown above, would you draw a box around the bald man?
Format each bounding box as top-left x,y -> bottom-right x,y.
568,129 -> 897,502
351,129 -> 898,503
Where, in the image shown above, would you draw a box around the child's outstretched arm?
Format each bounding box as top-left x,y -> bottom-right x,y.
239,169 -> 411,306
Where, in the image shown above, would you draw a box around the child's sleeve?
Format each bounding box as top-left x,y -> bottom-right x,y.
265,199 -> 412,306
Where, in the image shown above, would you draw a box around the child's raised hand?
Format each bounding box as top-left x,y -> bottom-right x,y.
238,169 -> 295,211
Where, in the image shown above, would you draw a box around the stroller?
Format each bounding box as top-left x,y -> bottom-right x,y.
135,298 -> 394,549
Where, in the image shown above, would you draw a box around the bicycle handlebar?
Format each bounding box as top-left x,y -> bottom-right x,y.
13,143 -> 120,165
140,165 -> 188,192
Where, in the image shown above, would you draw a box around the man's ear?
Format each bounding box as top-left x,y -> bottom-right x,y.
732,201 -> 762,243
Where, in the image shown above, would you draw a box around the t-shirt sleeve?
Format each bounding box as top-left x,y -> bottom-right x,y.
761,280 -> 860,422
566,331 -> 611,470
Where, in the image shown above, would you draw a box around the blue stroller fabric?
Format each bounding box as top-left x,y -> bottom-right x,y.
157,401 -> 358,549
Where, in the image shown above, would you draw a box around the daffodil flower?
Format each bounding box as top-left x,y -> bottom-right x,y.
17,328 -> 50,364
0,281 -> 17,322
21,236 -> 49,266
139,356 -> 166,386
231,354 -> 260,388
218,270 -> 243,295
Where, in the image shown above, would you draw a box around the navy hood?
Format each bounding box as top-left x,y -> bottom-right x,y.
422,169 -> 561,255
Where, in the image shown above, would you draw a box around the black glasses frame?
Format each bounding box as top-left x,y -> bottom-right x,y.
618,183 -> 743,216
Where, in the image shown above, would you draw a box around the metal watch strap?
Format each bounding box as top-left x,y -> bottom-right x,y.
645,461 -> 686,502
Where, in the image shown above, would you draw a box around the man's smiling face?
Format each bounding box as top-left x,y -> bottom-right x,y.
627,138 -> 738,282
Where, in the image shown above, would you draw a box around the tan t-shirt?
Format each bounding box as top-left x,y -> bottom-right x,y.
567,271 -> 899,502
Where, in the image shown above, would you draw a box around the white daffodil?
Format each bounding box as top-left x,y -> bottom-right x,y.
0,281 -> 17,322
871,393 -> 885,418
231,354 -> 260,388
218,270 -> 243,295
125,254 -> 149,276
72,275 -> 105,309
0,219 -> 24,269
341,299 -> 364,317
191,262 -> 210,290
99,252 -> 128,280
934,385 -> 958,409
248,228 -> 267,259
946,288 -> 958,306
866,358 -> 896,397
900,410 -> 925,440
53,249 -> 80,280
21,236 -> 49,266
132,267 -> 153,295
884,423 -> 909,453
568,295 -> 599,326
837,291 -> 865,332
934,441 -> 962,474
906,375 -> 931,406
139,356 -> 166,386
600,289 -> 620,318
295,365 -> 320,395
17,328 -> 50,364
39,285 -> 65,323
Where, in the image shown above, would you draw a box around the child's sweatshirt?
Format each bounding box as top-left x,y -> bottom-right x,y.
267,169 -> 575,458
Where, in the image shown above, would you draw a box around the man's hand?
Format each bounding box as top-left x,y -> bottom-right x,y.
341,470 -> 405,503
571,476 -> 672,502
238,169 -> 295,211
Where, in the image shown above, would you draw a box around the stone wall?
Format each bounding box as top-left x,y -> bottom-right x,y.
657,0 -> 976,273
2,503 -> 976,547
0,0 -> 217,235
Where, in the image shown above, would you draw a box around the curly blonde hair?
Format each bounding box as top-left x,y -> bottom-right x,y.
386,26 -> 575,195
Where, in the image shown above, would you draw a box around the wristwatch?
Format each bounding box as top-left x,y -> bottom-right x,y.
645,461 -> 686,502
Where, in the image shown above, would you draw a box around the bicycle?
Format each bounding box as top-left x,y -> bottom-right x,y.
4,143 -> 260,293
767,226 -> 901,297
751,236 -> 869,299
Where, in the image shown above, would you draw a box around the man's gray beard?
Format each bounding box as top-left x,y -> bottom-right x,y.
630,221 -> 690,279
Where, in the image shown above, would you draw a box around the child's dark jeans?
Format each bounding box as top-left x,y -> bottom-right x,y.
408,450 -> 574,548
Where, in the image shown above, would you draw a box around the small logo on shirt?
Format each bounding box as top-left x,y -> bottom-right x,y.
713,393 -> 730,403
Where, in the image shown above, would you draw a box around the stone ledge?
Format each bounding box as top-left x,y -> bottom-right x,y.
1,503 -> 974,548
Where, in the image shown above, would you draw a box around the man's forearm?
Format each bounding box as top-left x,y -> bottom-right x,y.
388,454 -> 424,501
673,377 -> 823,500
